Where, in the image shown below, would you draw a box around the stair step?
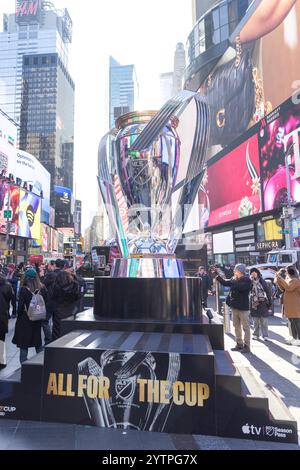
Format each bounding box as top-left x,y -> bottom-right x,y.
214,350 -> 239,376
237,366 -> 295,423
48,330 -> 214,355
22,351 -> 44,367
0,368 -> 21,383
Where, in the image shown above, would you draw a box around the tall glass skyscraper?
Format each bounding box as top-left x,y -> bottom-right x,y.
0,1 -> 72,125
109,56 -> 138,129
20,52 -> 75,191
0,2 -> 74,226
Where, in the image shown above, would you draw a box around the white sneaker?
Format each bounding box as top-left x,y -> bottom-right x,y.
285,338 -> 294,345
263,337 -> 271,342
292,339 -> 300,346
252,335 -> 259,340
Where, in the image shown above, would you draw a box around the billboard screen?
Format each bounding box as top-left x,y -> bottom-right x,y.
0,113 -> 17,175
260,98 -> 300,211
15,0 -> 42,24
18,189 -> 41,240
199,133 -> 262,228
53,186 -> 72,211
199,1 -> 300,157
8,150 -> 51,224
0,182 -> 20,235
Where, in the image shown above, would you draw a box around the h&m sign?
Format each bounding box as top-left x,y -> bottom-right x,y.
16,0 -> 42,21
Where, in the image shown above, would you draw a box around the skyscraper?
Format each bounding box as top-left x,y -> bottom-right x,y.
109,56 -> 138,129
0,1 -> 72,125
20,52 -> 75,191
172,43 -> 186,96
159,72 -> 173,105
0,1 -> 74,227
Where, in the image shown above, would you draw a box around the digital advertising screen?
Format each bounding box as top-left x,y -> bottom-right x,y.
197,0 -> 300,158
53,186 -> 72,211
260,98 -> 300,211
10,150 -> 51,224
18,189 -> 41,240
0,113 -> 17,176
199,133 -> 262,228
0,182 -> 20,236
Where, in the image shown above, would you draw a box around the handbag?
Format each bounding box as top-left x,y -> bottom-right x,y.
225,293 -> 232,308
204,36 -> 260,148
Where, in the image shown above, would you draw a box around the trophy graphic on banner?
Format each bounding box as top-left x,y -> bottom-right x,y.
98,91 -> 210,278
78,352 -> 181,431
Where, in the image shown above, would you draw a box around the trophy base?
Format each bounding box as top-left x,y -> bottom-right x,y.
111,257 -> 185,278
94,276 -> 201,322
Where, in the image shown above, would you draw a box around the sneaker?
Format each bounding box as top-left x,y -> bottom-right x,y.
241,346 -> 251,354
263,337 -> 271,342
292,339 -> 300,346
0,364 -> 6,370
231,345 -> 244,352
285,338 -> 294,345
252,335 -> 259,340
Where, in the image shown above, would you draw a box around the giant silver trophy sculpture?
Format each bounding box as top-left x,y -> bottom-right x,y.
98,91 -> 210,278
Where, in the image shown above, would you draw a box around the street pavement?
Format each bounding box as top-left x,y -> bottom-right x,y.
0,301 -> 299,450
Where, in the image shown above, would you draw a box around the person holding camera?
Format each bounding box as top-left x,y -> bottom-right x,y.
215,264 -> 252,353
250,268 -> 272,341
274,266 -> 300,346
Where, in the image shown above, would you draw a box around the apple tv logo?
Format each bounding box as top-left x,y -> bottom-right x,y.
242,424 -> 262,436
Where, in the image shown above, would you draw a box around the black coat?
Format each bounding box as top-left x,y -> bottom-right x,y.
0,279 -> 13,336
43,269 -> 62,318
217,275 -> 252,311
52,278 -> 81,319
12,287 -> 47,349
196,273 -> 212,299
250,278 -> 272,318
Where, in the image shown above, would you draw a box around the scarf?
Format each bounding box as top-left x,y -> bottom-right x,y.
251,279 -> 266,310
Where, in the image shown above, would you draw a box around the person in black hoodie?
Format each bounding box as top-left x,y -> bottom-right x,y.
215,263 -> 252,353
0,273 -> 14,369
52,270 -> 81,340
12,269 -> 47,364
250,268 -> 272,341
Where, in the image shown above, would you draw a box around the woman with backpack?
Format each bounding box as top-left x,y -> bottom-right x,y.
12,268 -> 47,364
250,268 -> 272,341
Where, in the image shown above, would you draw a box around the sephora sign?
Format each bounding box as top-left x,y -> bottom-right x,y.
16,0 -> 42,23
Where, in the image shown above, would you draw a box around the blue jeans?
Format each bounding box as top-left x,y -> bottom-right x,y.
42,320 -> 52,345
20,346 -> 43,364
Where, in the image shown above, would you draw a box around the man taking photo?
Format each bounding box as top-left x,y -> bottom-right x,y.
215,264 -> 252,354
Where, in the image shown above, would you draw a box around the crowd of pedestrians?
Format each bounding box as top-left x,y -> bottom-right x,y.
0,259 -> 85,368
198,263 -> 300,354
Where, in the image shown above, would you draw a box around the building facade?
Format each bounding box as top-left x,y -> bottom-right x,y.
0,1 -> 72,126
172,43 -> 186,96
109,56 -> 138,129
192,0 -> 217,24
184,1 -> 300,266
19,52 -> 75,193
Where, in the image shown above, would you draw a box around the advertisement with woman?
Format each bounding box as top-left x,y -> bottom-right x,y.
201,0 -> 300,158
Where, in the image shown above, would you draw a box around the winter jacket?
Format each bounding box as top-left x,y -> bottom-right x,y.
196,273 -> 212,299
250,278 -> 272,318
0,278 -> 13,336
275,276 -> 300,319
216,275 -> 252,311
12,287 -> 47,349
52,277 -> 81,319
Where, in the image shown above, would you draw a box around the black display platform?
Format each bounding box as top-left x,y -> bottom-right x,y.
94,277 -> 202,321
61,309 -> 224,351
0,329 -> 297,443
